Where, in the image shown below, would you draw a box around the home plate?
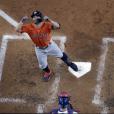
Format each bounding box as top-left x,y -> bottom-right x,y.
68,62 -> 92,78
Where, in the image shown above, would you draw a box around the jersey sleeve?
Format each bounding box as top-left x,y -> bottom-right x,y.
47,21 -> 53,30
48,20 -> 60,29
44,21 -> 53,33
20,24 -> 29,33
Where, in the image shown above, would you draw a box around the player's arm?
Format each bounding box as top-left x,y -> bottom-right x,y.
49,19 -> 60,30
44,16 -> 60,30
16,21 -> 23,33
15,16 -> 28,33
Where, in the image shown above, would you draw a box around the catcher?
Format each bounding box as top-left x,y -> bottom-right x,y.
16,10 -> 78,81
50,91 -> 79,114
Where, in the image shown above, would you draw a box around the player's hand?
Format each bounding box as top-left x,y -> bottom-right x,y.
43,16 -> 49,20
20,16 -> 29,23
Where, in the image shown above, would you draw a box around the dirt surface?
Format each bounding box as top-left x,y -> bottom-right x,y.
0,0 -> 114,113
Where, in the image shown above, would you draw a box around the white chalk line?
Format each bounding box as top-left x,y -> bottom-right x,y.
37,104 -> 45,113
0,9 -> 67,112
0,35 -> 66,81
0,9 -> 18,28
0,34 -> 30,81
0,98 -> 26,104
92,38 -> 114,114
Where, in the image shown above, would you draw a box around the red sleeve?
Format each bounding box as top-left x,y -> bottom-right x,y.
20,24 -> 29,33
47,21 -> 53,30
47,21 -> 60,29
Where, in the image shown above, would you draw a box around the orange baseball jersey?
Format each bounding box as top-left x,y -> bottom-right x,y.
21,21 -> 52,47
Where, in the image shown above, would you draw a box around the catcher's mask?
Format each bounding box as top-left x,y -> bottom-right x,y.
58,91 -> 70,109
31,10 -> 44,24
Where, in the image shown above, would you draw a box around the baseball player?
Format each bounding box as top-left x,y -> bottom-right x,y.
16,10 -> 78,81
50,91 -> 79,114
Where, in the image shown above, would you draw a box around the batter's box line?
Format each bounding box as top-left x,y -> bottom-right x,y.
0,97 -> 26,104
0,34 -> 66,81
0,34 -> 67,113
92,37 -> 114,114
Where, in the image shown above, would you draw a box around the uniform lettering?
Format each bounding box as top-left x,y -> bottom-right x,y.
31,33 -> 48,39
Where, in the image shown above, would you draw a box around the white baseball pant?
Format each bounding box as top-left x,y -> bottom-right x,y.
35,41 -> 63,69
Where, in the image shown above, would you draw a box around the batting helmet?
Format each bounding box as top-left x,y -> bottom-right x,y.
31,10 -> 43,19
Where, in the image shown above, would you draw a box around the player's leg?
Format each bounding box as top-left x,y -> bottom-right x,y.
42,65 -> 52,81
47,41 -> 63,58
47,41 -> 78,71
61,52 -> 78,71
35,47 -> 51,81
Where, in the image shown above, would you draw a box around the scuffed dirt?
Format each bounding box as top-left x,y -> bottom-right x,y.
0,0 -> 114,113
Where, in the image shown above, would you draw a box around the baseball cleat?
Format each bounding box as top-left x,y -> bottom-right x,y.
42,71 -> 52,82
69,62 -> 78,71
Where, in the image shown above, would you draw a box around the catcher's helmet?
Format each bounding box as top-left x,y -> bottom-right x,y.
58,91 -> 70,108
31,10 -> 43,19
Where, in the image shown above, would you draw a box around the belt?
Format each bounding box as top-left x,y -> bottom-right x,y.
38,46 -> 48,49
37,42 -> 51,49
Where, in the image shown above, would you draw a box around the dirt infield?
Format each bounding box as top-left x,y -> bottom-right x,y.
0,0 -> 114,113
